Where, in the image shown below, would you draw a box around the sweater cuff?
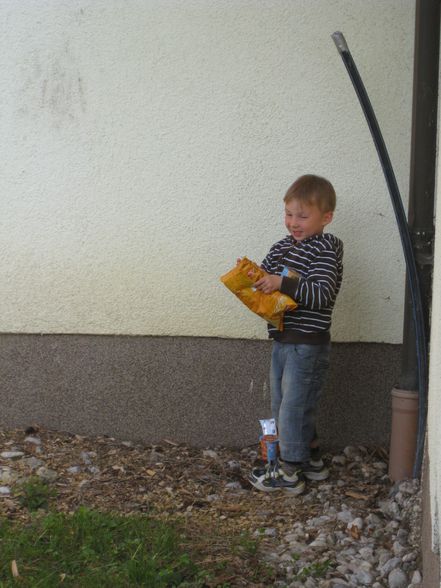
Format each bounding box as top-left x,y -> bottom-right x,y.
280,275 -> 300,298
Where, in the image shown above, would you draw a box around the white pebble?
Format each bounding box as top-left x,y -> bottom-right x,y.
392,541 -> 407,556
225,481 -> 242,490
0,467 -> 15,484
380,556 -> 401,575
354,569 -> 373,585
378,549 -> 393,565
343,446 -> 361,459
402,551 -> 417,562
67,466 -> 81,474
206,494 -> 219,502
309,535 -> 328,550
359,560 -> 373,571
398,480 -> 419,495
337,510 -> 354,524
23,457 -> 44,469
365,513 -> 382,528
24,436 -> 41,445
347,517 -> 364,531
411,570 -> 422,584
379,500 -> 401,519
202,450 -> 218,459
332,455 -> 347,465
80,451 -> 93,464
1,451 -> 24,459
307,515 -> 332,527
36,466 -> 57,482
388,568 -> 407,588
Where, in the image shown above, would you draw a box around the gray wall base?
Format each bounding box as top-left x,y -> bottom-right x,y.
0,334 -> 400,449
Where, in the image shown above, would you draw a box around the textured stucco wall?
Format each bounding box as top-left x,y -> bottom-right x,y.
0,1 -> 414,341
428,62 -> 441,575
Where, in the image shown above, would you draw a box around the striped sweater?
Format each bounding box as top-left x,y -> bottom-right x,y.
261,233 -> 343,343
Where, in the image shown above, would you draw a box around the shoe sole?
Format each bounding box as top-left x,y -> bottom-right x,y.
303,468 -> 330,481
251,466 -> 329,483
248,475 -> 306,495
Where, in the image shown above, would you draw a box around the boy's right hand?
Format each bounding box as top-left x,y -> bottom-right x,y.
253,273 -> 282,294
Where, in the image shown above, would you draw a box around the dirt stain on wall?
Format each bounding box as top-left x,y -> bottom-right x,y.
19,39 -> 86,128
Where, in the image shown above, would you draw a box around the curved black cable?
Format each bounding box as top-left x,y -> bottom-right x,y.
332,32 -> 428,478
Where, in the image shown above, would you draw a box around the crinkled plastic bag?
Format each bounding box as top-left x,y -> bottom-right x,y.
220,257 -> 297,331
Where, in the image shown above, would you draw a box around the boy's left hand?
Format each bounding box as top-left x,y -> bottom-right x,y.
253,273 -> 282,294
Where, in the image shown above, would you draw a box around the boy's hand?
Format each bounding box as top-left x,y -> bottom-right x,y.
253,273 -> 282,294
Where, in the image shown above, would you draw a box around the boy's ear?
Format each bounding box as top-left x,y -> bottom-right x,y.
323,211 -> 333,226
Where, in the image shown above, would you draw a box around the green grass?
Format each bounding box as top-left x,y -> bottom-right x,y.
14,477 -> 57,511
294,558 -> 334,580
0,507 -> 207,587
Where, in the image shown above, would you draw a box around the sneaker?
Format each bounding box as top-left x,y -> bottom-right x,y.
248,462 -> 305,494
252,455 -> 329,483
249,463 -> 269,481
302,451 -> 329,481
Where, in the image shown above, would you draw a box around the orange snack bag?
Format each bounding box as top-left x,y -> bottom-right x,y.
220,257 -> 297,331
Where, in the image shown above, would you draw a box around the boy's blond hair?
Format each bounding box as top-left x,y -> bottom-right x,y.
284,175 -> 336,213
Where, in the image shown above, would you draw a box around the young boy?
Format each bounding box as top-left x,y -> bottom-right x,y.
249,174 -> 343,493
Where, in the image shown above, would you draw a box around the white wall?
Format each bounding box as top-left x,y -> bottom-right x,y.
428,52 -> 441,559
0,0 -> 414,341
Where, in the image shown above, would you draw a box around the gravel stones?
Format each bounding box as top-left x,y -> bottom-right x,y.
0,430 -> 423,586
258,446 -> 422,586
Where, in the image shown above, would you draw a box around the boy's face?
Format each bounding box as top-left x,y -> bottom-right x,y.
284,199 -> 333,241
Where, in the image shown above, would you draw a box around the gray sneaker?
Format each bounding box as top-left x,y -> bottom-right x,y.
301,459 -> 329,481
305,447 -> 329,480
251,456 -> 329,483
248,462 -> 306,494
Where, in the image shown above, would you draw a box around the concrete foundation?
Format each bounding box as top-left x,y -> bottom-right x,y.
0,334 -> 399,448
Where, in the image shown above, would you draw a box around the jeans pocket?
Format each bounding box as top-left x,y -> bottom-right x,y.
294,343 -> 330,369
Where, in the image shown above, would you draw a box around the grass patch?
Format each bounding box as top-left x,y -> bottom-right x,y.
0,507 -> 207,587
180,517 -> 276,586
14,477 -> 57,512
294,558 -> 334,580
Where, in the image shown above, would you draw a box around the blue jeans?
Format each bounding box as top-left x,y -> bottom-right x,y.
270,341 -> 330,463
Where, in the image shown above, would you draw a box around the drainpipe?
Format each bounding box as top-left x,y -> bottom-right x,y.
388,0 -> 439,481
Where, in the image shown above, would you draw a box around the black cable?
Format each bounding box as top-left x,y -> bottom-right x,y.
331,32 -> 428,478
